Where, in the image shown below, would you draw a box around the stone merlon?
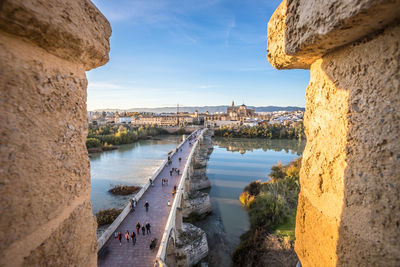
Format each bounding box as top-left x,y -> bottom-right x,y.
0,0 -> 111,266
0,0 -> 111,70
267,0 -> 400,266
267,0 -> 400,69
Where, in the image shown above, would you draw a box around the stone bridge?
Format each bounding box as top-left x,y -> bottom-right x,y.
97,128 -> 209,267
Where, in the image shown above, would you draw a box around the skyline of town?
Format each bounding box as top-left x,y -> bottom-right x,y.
88,101 -> 304,129
88,102 -> 306,112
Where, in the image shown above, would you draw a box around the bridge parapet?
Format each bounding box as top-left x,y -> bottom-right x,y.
155,129 -> 206,267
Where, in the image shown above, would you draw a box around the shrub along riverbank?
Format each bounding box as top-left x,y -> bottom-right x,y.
233,157 -> 301,267
214,122 -> 304,140
96,208 -> 123,226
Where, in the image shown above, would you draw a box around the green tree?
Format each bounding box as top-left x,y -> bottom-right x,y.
86,138 -> 101,148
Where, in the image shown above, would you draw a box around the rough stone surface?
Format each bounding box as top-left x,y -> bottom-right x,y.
268,1 -> 400,265
183,191 -> 212,219
176,223 -> 209,267
267,0 -> 400,69
189,169 -> 211,191
296,24 -> 400,266
189,130 -> 213,191
183,130 -> 213,219
267,0 -> 315,69
0,0 -> 111,70
0,1 -> 110,266
23,201 -> 97,266
285,0 -> 400,61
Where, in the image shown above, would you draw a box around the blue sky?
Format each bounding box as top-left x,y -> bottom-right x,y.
88,0 -> 309,110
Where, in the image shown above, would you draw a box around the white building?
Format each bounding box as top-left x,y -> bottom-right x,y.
119,116 -> 132,124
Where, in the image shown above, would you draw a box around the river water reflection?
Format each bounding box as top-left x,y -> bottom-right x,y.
90,134 -> 305,264
195,137 -> 305,267
90,135 -> 183,214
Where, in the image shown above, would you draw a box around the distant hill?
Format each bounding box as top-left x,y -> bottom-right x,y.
93,105 -> 305,114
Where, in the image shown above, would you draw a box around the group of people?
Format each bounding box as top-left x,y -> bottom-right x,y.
161,178 -> 169,186
115,230 -> 136,246
169,167 -> 180,176
130,199 -> 149,212
115,221 -> 151,246
113,130 -> 202,251
136,221 -> 152,235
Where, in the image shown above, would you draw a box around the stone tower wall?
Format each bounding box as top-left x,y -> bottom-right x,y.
0,1 -> 111,266
268,0 -> 400,266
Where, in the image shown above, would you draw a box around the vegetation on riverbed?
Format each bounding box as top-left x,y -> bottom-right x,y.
96,208 -> 123,226
108,185 -> 141,195
233,157 -> 301,267
86,138 -> 117,153
214,122 -> 304,140
86,124 -> 168,149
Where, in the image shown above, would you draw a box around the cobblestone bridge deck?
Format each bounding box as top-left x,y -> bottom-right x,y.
98,130 -> 201,267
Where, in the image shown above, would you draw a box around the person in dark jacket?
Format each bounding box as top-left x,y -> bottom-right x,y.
136,222 -> 141,234
130,231 -> 136,245
145,222 -> 151,234
141,225 -> 146,235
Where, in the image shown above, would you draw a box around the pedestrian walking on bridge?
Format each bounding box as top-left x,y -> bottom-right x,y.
125,231 -> 130,243
118,232 -> 122,246
131,198 -> 136,212
136,222 -> 141,234
145,201 -> 149,212
130,231 -> 136,245
141,225 -> 146,235
146,222 -> 151,234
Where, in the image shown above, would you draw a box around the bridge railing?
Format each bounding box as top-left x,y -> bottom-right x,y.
97,131 -> 198,252
155,129 -> 205,266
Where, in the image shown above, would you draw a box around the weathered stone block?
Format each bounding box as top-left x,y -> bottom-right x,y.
189,169 -> 211,191
284,0 -> 400,59
296,22 -> 400,266
176,223 -> 209,267
268,1 -> 399,265
295,193 -> 340,266
267,0 -> 315,69
22,201 -> 97,266
183,191 -> 212,219
0,0 -> 110,265
267,0 -> 400,69
0,0 -> 111,69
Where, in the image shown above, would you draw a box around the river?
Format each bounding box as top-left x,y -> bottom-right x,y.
90,135 -> 305,265
90,135 -> 184,214
194,137 -> 306,267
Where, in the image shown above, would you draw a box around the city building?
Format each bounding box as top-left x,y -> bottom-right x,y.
227,101 -> 255,119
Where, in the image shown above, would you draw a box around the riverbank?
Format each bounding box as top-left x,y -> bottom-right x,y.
233,158 -> 301,267
87,145 -> 118,154
193,137 -> 305,267
86,124 -> 166,153
214,123 -> 304,140
86,124 -> 198,154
